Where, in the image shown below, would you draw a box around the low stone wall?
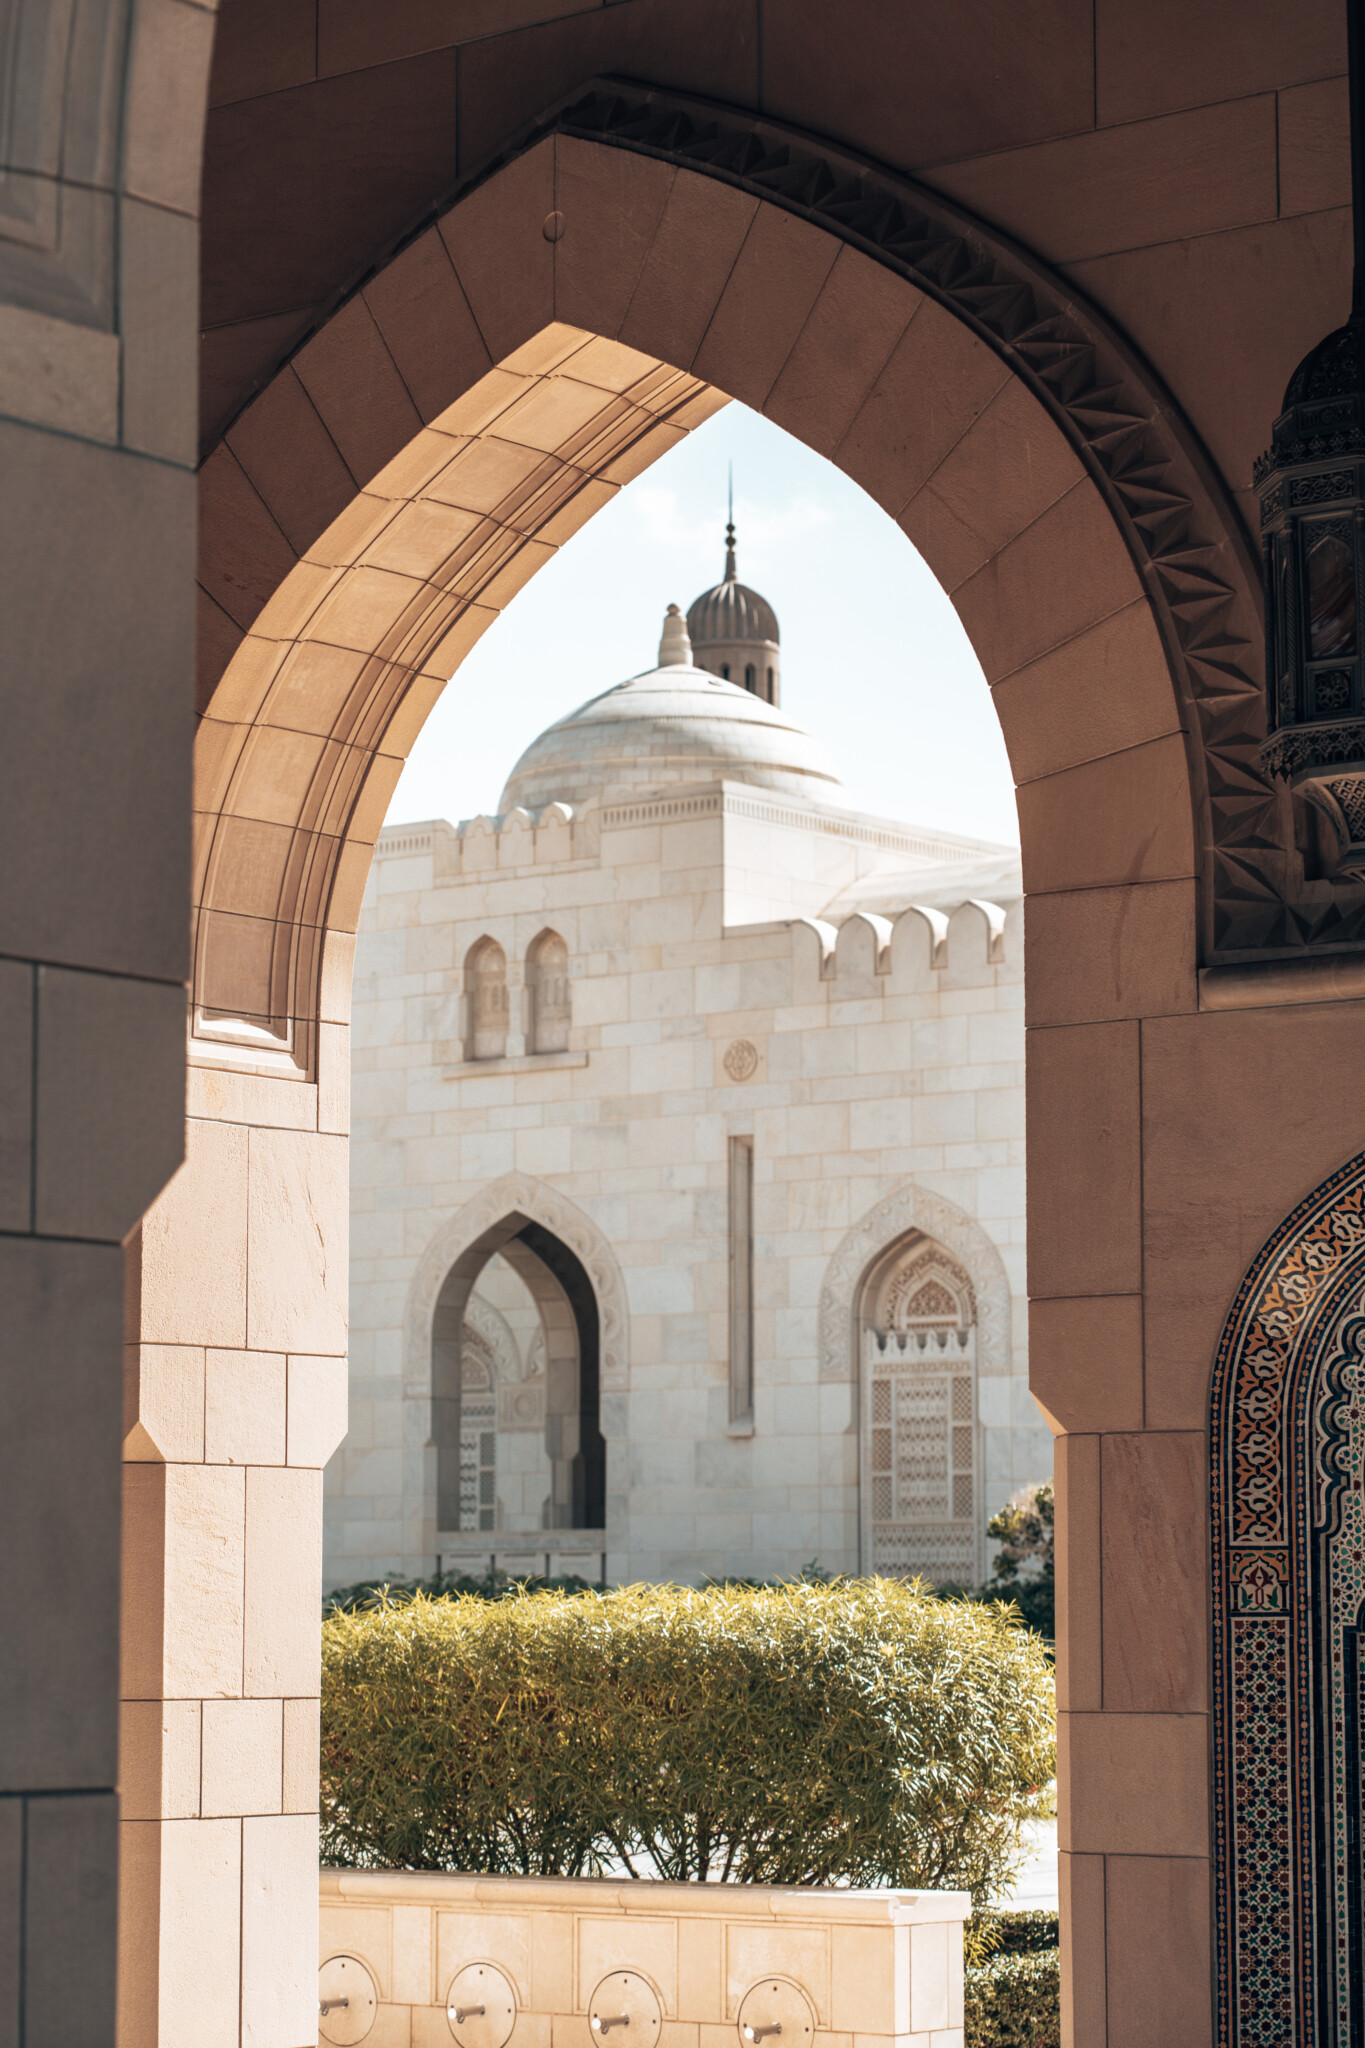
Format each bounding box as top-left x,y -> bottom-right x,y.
317,1870 -> 969,2048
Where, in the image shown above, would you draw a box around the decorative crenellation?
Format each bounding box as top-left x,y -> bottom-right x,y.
782,899 -> 1013,984
375,787 -> 984,876
374,805 -> 582,877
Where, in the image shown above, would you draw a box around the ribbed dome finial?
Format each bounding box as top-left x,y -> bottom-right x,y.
657,602 -> 693,667
725,461 -> 737,581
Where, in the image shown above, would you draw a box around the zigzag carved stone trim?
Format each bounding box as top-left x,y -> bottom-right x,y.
542,83 -> 1365,964
254,78 -> 1365,964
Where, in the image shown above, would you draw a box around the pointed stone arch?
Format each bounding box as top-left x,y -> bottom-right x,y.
189,94 -> 1262,1080
404,1171 -> 629,1402
817,1179 -> 1013,1387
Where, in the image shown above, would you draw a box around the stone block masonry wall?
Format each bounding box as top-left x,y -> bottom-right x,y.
317,1870 -> 968,2048
342,793 -> 1043,1590
0,5 -> 214,2046
119,1037 -> 352,2048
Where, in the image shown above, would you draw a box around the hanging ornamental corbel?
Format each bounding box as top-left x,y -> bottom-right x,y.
1257,1 -> 1365,864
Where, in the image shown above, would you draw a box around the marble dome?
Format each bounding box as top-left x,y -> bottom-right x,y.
497,605 -> 844,813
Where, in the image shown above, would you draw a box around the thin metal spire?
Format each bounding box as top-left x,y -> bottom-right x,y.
724,463 -> 736,580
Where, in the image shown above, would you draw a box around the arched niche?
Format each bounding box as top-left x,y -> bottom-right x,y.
432,1223 -> 603,1533
858,1231 -> 981,1585
405,1173 -> 630,1546
464,933 -> 509,1061
819,1180 -> 1015,1583
526,928 -> 571,1054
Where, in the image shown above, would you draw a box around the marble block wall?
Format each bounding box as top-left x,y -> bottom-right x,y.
317,1868 -> 969,2048
339,781 -> 1048,1589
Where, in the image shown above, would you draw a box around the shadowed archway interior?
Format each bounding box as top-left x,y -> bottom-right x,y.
432,1214 -> 605,1535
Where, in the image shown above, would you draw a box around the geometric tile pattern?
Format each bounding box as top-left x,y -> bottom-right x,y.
1212,1152 -> 1365,2045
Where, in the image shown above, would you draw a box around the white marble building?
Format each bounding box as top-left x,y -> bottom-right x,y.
335,537 -> 1050,1591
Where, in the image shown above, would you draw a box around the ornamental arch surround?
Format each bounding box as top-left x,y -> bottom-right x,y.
1211,1150 -> 1365,2047
817,1180 -> 1013,1392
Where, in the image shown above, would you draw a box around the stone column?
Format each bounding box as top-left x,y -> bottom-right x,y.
0,2 -> 213,2040
1027,939 -> 1211,2048
118,1026 -> 349,2048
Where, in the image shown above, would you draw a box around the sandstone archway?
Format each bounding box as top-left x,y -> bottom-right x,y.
11,6 -> 1365,2046
192,113 -> 1229,1088
134,108 -> 1240,2048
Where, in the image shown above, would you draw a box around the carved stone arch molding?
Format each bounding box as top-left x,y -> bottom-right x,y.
195,80 -> 1364,1085
403,1171 -> 629,1401
817,1181 -> 1012,1385
1211,1151 -> 1365,2047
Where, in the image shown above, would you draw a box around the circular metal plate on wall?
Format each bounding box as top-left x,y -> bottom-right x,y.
318,1954 -> 378,2045
588,1970 -> 663,2047
736,1978 -> 815,2048
446,1960 -> 518,2048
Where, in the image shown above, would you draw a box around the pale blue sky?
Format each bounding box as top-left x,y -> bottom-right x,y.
385,400 -> 1019,846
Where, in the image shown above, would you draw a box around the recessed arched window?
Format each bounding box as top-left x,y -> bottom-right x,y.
527,929 -> 571,1054
465,936 -> 508,1060
720,662 -> 730,679
858,1229 -> 979,1586
1307,531 -> 1356,658
744,662 -> 756,691
766,665 -> 775,700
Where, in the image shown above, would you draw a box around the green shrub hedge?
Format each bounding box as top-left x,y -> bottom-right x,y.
964,1911 -> 1059,2048
321,1576 -> 1054,1900
324,1565 -> 599,1613
965,1948 -> 1060,2047
976,1908 -> 1059,1956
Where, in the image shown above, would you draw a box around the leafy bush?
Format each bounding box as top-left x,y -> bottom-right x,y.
965,1947 -> 1060,2047
981,1483 -> 1054,1641
321,1576 -> 1054,1901
323,1558 -> 836,1617
978,1908 -> 1059,1956
964,1911 -> 1058,2047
